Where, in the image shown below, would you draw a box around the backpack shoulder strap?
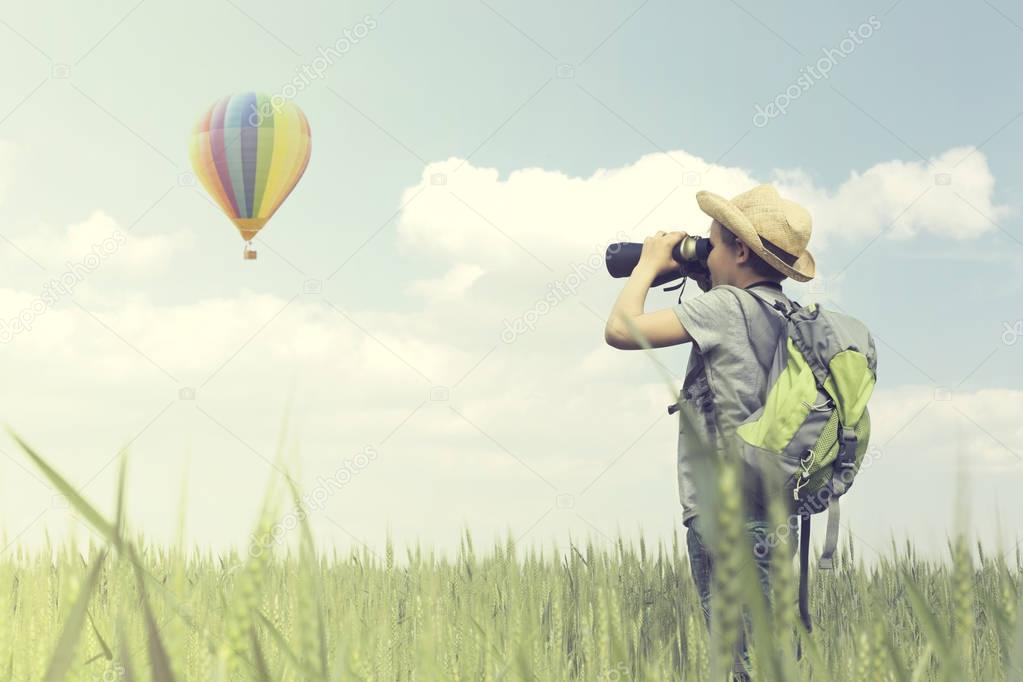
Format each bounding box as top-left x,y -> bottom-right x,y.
818,498 -> 841,570
714,283 -> 799,319
798,513 -> 813,632
738,285 -> 800,320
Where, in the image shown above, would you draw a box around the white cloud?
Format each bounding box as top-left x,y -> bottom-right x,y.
398,154 -> 691,269
10,210 -> 193,273
396,146 -> 1009,273
777,146 -> 1010,244
407,263 -> 486,302
867,384 -> 1023,471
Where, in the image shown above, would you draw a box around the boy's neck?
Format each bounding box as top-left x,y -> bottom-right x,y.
743,279 -> 783,290
730,271 -> 783,290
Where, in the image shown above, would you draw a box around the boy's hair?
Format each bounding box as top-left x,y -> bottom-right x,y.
718,223 -> 788,282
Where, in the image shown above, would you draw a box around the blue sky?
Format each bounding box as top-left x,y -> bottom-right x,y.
0,0 -> 1021,563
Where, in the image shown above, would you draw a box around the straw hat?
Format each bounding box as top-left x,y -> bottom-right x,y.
696,184 -> 816,282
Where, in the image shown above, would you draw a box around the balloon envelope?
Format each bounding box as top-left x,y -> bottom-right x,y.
189,93 -> 311,242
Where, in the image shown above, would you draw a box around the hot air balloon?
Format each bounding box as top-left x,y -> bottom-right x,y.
189,93 -> 311,259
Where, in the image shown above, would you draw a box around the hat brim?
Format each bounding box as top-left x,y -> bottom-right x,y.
696,190 -> 815,282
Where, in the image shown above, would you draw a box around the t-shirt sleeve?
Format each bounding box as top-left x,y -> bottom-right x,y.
671,286 -> 745,354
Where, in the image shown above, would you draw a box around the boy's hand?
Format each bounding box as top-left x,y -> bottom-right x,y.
637,230 -> 687,277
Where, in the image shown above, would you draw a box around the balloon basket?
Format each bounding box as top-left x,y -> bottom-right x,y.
243,243 -> 257,260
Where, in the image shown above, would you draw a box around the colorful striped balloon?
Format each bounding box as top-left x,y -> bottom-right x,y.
189,93 -> 311,257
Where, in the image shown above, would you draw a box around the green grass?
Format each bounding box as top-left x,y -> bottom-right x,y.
1,389 -> 1021,681
1,516 -> 1021,680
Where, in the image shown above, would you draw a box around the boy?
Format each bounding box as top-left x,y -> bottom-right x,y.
604,183 -> 817,679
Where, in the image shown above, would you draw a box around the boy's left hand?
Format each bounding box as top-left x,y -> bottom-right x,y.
638,230 -> 687,277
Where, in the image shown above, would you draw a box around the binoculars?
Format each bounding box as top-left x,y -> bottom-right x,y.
605,235 -> 713,287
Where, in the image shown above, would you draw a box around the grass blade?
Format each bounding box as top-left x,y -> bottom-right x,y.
118,634 -> 139,682
42,550 -> 107,682
7,428 -> 118,545
114,450 -> 128,543
130,545 -> 177,682
250,625 -> 273,682
87,609 -> 113,662
900,568 -> 961,681
283,467 -> 329,679
257,609 -> 323,680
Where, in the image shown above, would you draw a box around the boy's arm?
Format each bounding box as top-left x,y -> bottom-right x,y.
604,261 -> 693,350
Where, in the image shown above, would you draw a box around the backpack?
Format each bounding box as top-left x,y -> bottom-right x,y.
723,285 -> 878,633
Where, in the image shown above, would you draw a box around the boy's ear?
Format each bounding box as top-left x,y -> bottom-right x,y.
733,239 -> 751,265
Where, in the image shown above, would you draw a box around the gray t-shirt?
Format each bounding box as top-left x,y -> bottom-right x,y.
671,282 -> 792,526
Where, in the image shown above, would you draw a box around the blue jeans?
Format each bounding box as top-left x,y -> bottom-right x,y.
686,514 -> 794,679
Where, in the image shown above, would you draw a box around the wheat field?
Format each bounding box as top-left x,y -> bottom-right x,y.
1,425 -> 1021,682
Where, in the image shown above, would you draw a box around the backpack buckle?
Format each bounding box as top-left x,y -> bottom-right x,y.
836,425 -> 858,469
772,300 -> 794,320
